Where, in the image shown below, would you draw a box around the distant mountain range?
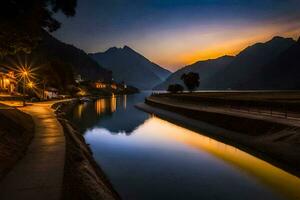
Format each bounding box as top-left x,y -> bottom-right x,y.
3,33 -> 298,91
89,46 -> 171,90
205,36 -> 296,89
154,55 -> 234,90
156,36 -> 299,90
0,32 -> 112,90
36,32 -> 112,82
240,37 -> 300,89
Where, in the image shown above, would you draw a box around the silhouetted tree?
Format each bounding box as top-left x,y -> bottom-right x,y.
181,72 -> 200,92
0,0 -> 77,57
167,84 -> 184,93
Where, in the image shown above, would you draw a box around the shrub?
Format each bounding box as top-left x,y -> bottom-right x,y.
167,84 -> 184,93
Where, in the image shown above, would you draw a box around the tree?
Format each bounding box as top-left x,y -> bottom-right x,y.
0,0 -> 77,57
167,84 -> 184,93
181,72 -> 200,92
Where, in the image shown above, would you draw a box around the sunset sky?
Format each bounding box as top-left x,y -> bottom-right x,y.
53,0 -> 300,71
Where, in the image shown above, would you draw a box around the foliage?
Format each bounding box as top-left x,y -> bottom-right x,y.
167,84 -> 184,93
0,0 -> 77,57
38,59 -> 75,90
181,72 -> 200,92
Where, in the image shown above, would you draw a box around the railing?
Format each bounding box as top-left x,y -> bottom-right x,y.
149,92 -> 300,121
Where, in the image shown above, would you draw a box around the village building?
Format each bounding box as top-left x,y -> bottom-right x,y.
44,87 -> 59,99
94,81 -> 108,89
92,81 -> 120,90
0,68 -> 17,94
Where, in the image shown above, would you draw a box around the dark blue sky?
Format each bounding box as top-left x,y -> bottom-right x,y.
53,0 -> 300,70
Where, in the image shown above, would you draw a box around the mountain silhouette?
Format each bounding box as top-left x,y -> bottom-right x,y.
238,36 -> 300,89
154,55 -> 234,90
205,36 -> 296,89
35,32 -> 112,81
89,46 -> 170,89
0,32 -> 112,90
155,36 -> 298,90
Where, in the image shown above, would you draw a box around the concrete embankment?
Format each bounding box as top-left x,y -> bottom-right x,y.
0,105 -> 34,180
137,96 -> 300,178
53,101 -> 120,200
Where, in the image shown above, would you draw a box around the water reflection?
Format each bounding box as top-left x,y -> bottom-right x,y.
110,93 -> 116,112
123,95 -> 127,110
95,99 -> 107,116
85,116 -> 300,200
69,93 -> 149,134
149,117 -> 300,200
75,102 -> 87,119
69,93 -> 300,200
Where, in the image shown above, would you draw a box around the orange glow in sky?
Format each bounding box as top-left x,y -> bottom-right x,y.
137,22 -> 300,71
53,0 -> 300,72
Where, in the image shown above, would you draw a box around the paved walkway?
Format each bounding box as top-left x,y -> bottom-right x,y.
0,102 -> 65,200
148,96 -> 300,127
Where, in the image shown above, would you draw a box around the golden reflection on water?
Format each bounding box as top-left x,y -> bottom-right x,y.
95,99 -> 106,116
144,117 -> 300,200
123,95 -> 127,110
74,95 -> 119,119
111,94 -> 117,113
75,103 -> 85,119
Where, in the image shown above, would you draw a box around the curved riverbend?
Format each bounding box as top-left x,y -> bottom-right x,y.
67,93 -> 300,200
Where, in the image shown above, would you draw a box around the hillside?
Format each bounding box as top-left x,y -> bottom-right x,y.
154,55 -> 234,90
89,46 -> 171,89
240,37 -> 300,89
205,36 -> 296,89
35,32 -> 112,82
0,32 -> 112,91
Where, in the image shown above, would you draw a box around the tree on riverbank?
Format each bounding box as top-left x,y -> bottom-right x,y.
181,72 -> 200,92
0,0 -> 77,57
167,84 -> 184,93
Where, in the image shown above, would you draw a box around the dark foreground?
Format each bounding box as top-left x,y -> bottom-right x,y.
0,105 -> 34,180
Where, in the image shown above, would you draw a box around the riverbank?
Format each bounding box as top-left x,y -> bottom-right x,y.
0,104 -> 34,180
53,101 -> 120,200
137,95 -> 300,178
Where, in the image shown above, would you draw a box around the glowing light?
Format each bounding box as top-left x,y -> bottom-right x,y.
95,99 -> 107,116
123,95 -> 127,110
77,88 -> 87,96
16,66 -> 36,81
110,94 -> 117,112
27,81 -> 35,88
95,82 -> 107,89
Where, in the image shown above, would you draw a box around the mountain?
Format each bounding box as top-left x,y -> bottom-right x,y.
1,32 -> 112,91
34,32 -> 112,82
154,55 -> 234,90
89,46 -> 171,89
205,36 -> 296,89
239,36 -> 300,89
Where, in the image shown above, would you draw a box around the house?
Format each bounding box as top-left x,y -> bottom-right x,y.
94,81 -> 107,89
92,81 -> 118,90
75,74 -> 84,83
111,82 -> 117,90
44,87 -> 59,99
0,68 -> 17,94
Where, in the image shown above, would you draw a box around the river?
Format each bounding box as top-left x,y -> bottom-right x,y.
68,92 -> 300,200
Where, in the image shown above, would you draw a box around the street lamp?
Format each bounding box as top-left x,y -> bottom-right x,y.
21,69 -> 29,106
27,81 -> 34,89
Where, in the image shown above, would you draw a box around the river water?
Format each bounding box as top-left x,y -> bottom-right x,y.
68,92 -> 300,200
